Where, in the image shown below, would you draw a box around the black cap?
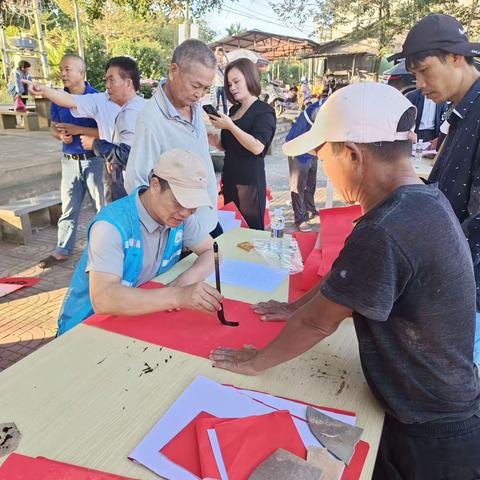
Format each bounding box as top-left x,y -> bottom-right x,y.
388,14 -> 480,62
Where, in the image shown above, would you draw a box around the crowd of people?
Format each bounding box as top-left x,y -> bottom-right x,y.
16,12 -> 480,478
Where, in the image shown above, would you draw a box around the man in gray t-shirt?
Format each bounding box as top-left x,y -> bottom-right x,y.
210,83 -> 480,479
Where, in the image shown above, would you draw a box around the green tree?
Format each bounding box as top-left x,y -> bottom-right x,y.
226,22 -> 245,36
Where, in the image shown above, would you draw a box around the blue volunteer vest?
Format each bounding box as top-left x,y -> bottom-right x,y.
57,188 -> 184,335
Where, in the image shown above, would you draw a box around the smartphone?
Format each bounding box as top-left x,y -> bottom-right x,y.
202,104 -> 221,117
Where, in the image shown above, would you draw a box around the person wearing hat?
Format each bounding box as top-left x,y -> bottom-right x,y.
390,13 -> 480,364
57,148 -> 223,336
210,83 -> 480,478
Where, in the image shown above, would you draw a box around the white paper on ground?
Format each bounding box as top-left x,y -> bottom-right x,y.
0,283 -> 23,297
207,259 -> 289,292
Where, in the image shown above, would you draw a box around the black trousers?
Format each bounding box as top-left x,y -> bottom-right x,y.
416,129 -> 437,142
288,156 -> 317,225
373,413 -> 480,480
223,178 -> 266,231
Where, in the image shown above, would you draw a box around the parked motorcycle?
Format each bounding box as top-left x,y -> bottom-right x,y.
261,80 -> 286,117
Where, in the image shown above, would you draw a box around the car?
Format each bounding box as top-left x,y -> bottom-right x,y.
382,60 -> 416,95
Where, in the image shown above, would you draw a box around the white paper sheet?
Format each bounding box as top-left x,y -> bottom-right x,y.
0,283 -> 23,297
218,211 -> 242,233
129,376 -> 275,480
130,376 -> 352,480
235,388 -> 356,425
207,259 -> 289,292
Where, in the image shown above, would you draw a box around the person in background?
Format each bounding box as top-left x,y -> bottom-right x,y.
214,47 -> 228,115
13,60 -> 32,104
210,82 -> 480,480
390,14 -> 480,364
207,58 -> 276,230
286,98 -> 325,231
38,55 -> 103,269
124,39 -> 221,238
26,57 -> 145,202
406,88 -> 448,143
57,149 -> 222,336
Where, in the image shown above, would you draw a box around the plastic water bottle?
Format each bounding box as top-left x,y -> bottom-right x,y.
270,208 -> 285,253
414,139 -> 424,166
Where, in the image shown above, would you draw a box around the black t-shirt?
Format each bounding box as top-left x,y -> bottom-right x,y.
321,183 -> 480,424
221,99 -> 276,185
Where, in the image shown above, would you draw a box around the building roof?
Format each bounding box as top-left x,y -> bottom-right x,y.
210,29 -> 321,60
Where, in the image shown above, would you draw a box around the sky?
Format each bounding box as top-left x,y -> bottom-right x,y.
205,0 -> 318,41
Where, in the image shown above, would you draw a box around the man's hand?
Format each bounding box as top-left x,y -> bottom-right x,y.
176,282 -> 223,314
22,79 -> 44,96
56,123 -> 81,136
251,300 -> 296,321
60,133 -> 73,144
80,135 -> 95,150
207,131 -> 222,149
209,344 -> 263,375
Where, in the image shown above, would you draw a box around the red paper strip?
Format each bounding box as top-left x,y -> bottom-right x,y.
292,231 -> 318,262
342,440 -> 370,480
0,277 -> 40,288
85,283 -> 285,359
0,453 -> 137,479
317,205 -> 361,276
215,410 -> 307,480
159,411 -> 215,477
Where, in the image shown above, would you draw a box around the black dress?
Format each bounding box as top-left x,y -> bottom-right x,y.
221,99 -> 276,230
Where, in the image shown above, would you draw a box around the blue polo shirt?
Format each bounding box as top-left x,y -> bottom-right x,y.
50,82 -> 98,155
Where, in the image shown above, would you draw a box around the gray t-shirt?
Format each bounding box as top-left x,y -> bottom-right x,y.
321,183 -> 480,424
86,190 -> 207,285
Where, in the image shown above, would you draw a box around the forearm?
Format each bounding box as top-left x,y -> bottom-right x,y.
41,87 -> 77,108
228,124 -> 265,155
50,124 -> 62,140
91,282 -> 182,316
252,294 -> 342,371
174,250 -> 215,286
290,280 -> 324,309
78,127 -> 99,138
93,140 -> 131,168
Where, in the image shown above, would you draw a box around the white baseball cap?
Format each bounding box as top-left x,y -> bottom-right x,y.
283,83 -> 416,157
152,149 -> 212,209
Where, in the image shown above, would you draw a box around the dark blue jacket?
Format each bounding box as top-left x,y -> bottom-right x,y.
406,89 -> 448,138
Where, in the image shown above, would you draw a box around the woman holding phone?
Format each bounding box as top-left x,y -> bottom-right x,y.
207,58 -> 276,230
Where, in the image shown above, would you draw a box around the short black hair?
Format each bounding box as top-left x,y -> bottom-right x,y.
150,174 -> 170,192
406,48 -> 475,70
19,60 -> 31,69
331,107 -> 416,160
105,56 -> 140,91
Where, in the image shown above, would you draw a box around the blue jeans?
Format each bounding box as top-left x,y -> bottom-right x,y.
56,156 -> 105,256
475,312 -> 480,364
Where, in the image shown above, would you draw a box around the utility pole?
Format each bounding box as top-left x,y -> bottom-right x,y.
0,11 -> 10,82
74,0 -> 85,58
31,0 -> 50,80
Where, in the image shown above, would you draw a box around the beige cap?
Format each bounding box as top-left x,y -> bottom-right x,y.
152,149 -> 212,209
283,83 -> 416,157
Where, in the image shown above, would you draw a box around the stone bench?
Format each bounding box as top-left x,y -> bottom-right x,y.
0,191 -> 61,244
0,109 -> 40,131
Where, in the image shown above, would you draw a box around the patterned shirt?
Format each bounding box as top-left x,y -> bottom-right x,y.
429,77 -> 480,307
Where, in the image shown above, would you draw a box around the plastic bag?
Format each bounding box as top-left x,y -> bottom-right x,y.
252,236 -> 304,274
14,95 -> 27,112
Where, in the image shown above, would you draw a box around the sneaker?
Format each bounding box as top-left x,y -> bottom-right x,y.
297,221 -> 312,232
